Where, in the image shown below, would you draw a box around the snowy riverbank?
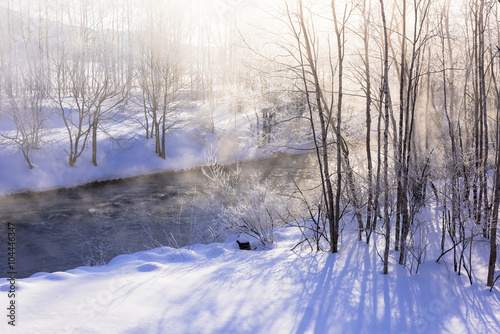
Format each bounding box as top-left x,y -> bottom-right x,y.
1,218 -> 499,333
0,104 -> 294,196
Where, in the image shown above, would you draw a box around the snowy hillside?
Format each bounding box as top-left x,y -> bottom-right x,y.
0,103 -> 286,196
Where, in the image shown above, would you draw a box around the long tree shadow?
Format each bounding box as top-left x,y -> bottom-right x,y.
107,235 -> 500,334
293,239 -> 366,333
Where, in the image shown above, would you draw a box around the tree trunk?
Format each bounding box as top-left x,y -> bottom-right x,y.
92,121 -> 98,166
395,0 -> 407,253
380,0 -> 391,275
362,0 -> 374,243
297,0 -> 337,252
332,0 -> 345,250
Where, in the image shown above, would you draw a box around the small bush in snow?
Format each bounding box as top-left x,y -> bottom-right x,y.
72,215 -> 115,267
218,175 -> 286,245
199,150 -> 289,245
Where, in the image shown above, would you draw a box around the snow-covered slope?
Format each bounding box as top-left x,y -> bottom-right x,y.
1,221 -> 499,334
0,104 -> 278,196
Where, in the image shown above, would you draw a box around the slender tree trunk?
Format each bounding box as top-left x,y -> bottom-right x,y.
296,0 -> 337,252
362,0 -> 374,243
332,0 -> 344,247
487,22 -> 500,287
395,0 -> 407,253
478,0 -> 489,238
488,166 -> 499,286
380,0 -> 391,275
92,120 -> 98,166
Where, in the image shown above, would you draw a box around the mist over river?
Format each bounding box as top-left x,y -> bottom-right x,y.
0,153 -> 317,278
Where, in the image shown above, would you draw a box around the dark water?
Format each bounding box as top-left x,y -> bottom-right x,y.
0,153 -> 317,278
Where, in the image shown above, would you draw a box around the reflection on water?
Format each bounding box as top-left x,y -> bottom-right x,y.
0,153 -> 317,278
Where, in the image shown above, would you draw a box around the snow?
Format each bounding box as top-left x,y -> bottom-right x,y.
1,220 -> 499,334
1,103 -> 499,333
0,103 -> 276,196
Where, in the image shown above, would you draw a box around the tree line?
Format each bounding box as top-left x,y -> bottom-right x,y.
0,0 -> 499,287
264,0 -> 500,287
0,0 -> 250,167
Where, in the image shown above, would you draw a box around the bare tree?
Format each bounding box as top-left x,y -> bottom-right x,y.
1,72 -> 47,169
87,25 -> 130,166
48,1 -> 97,167
486,0 -> 500,288
0,1 -> 50,169
353,0 -> 376,244
136,1 -> 186,159
379,0 -> 391,275
288,0 -> 337,251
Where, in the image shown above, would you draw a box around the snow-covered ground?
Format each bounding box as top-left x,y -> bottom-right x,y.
0,103 -> 280,196
1,104 -> 500,333
1,218 -> 499,334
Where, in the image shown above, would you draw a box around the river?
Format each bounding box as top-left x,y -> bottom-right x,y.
0,153 -> 318,278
